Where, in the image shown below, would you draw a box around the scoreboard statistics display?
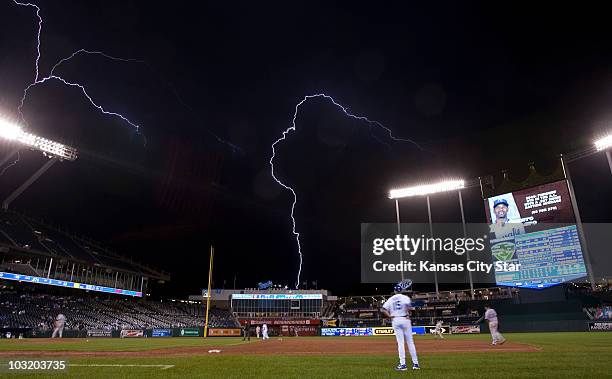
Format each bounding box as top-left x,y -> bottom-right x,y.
484,180 -> 587,289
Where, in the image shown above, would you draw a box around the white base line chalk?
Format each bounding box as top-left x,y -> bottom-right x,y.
70,364 -> 174,370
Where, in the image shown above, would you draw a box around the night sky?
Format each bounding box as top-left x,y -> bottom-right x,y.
1,1 -> 611,296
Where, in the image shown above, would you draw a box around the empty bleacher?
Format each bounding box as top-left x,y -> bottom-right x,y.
0,210 -> 168,284
0,290 -> 239,330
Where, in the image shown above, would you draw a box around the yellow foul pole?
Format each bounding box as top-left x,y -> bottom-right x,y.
204,246 -> 214,338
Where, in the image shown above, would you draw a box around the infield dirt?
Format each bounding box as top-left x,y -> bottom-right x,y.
0,337 -> 539,357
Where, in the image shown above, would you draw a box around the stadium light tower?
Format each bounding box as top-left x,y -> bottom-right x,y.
0,118 -> 78,210
594,134 -> 612,174
388,180 -> 465,200
388,179 -> 467,298
0,119 -> 78,161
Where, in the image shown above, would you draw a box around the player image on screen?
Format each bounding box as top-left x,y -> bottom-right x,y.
489,198 -> 525,239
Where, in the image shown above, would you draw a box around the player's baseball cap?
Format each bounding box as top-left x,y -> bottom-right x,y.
493,199 -> 509,209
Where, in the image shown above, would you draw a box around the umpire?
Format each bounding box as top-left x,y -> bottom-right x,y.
242,320 -> 251,341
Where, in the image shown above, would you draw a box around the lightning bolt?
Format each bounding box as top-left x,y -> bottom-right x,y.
0,1 -> 38,179
12,1 -> 41,82
270,93 -> 421,288
12,2 -> 241,155
13,0 -> 143,132
21,74 -> 143,131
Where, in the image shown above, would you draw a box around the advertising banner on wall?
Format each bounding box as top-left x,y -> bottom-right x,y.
87,329 -> 112,337
0,271 -> 142,297
321,328 -> 372,336
179,328 -> 200,337
322,326 -> 432,336
120,329 -> 144,338
450,325 -> 481,334
152,329 -> 172,337
241,319 -> 320,326
208,329 -> 241,336
372,327 -> 395,336
588,322 -> 612,331
280,325 -> 318,336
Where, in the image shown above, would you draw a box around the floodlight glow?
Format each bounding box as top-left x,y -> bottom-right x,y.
0,119 -> 77,161
595,135 -> 612,151
0,119 -> 21,141
389,179 -> 465,199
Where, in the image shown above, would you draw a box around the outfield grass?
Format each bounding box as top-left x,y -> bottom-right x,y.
0,333 -> 610,378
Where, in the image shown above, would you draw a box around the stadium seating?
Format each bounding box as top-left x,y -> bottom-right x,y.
0,212 -> 48,252
334,292 -> 483,327
0,291 -> 239,330
0,210 -> 167,280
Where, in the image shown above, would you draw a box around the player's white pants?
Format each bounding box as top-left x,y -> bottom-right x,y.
51,326 -> 64,338
392,318 -> 418,366
435,329 -> 444,339
488,321 -> 504,344
262,331 -> 269,340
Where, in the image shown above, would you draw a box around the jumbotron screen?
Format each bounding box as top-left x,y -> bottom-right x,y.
484,180 -> 587,289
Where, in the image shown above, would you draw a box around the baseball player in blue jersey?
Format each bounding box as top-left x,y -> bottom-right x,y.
381,283 -> 420,371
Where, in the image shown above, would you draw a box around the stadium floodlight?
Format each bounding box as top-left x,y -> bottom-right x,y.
388,179 -> 465,199
0,118 -> 77,161
594,134 -> 612,151
1,117 -> 78,210
389,178 -> 465,294
593,134 -> 612,176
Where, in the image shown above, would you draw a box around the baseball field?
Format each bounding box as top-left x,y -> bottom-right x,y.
0,332 -> 610,378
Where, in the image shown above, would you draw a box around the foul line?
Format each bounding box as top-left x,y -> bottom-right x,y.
70,364 -> 174,370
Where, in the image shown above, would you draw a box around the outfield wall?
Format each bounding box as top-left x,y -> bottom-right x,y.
481,320 -> 589,333
0,327 -> 241,338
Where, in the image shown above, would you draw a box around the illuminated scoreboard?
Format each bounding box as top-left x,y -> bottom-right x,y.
494,225 -> 587,288
485,180 -> 588,289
